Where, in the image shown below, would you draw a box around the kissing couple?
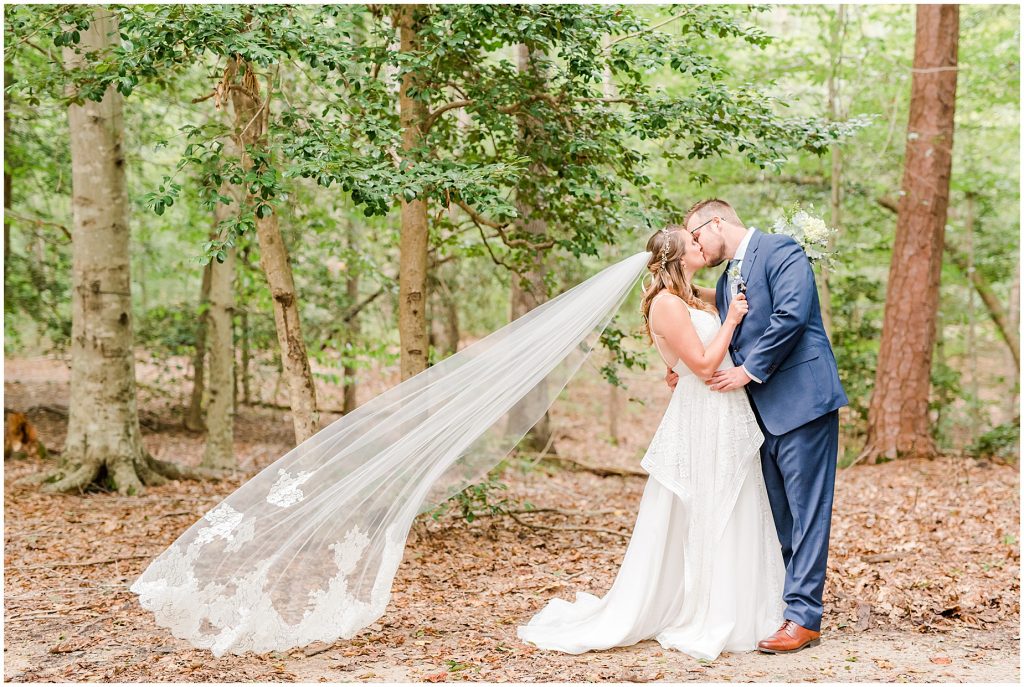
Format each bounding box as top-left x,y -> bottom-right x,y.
518,198 -> 849,660
131,198 -> 848,660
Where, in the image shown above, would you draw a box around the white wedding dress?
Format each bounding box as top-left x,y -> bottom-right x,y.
516,294 -> 786,661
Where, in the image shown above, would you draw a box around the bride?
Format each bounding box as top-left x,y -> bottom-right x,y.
130,228 -> 782,659
517,227 -> 785,661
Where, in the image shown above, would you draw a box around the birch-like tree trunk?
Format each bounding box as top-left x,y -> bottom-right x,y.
184,261 -> 212,431
226,55 -> 319,443
507,43 -> 553,452
859,4 -> 959,463
46,8 -> 196,493
396,4 -> 430,380
202,179 -> 239,469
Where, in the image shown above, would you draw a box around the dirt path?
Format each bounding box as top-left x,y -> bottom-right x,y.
4,355 -> 1020,682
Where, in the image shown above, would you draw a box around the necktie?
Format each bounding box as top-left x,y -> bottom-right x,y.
725,259 -> 738,307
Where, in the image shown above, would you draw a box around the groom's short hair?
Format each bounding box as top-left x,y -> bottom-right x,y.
684,199 -> 744,229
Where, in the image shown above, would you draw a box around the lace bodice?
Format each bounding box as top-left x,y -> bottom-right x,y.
649,293 -> 729,379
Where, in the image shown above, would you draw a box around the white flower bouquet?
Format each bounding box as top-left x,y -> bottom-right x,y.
771,203 -> 837,267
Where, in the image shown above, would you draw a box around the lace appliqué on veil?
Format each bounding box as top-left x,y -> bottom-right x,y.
131,514 -> 406,656
266,469 -> 314,508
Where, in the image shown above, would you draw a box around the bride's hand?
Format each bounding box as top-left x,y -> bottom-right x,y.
726,293 -> 748,326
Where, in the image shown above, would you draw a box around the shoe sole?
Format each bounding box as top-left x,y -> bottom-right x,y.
757,638 -> 821,654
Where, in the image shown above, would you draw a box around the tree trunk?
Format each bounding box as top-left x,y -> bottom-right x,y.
608,374 -> 621,446
439,277 -> 460,357
184,260 -> 212,431
820,4 -> 846,339
964,192 -> 979,424
428,268 -> 460,358
47,9 -> 195,494
4,61 -> 11,275
507,43 -> 553,452
239,244 -> 253,406
1008,258 -> 1019,418
859,4 -> 959,464
202,180 -> 238,470
934,309 -> 947,435
343,221 -> 360,414
946,244 -> 1020,367
877,194 -> 1019,367
227,55 -> 319,443
396,5 -> 430,380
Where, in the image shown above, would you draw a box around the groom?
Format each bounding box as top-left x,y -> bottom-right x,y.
667,198 -> 848,654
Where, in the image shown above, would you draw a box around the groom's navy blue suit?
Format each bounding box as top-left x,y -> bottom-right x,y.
715,228 -> 848,633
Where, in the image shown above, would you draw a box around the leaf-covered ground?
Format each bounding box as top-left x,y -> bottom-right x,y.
4,354 -> 1020,682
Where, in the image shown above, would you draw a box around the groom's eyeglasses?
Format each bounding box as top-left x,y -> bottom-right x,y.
689,217 -> 715,239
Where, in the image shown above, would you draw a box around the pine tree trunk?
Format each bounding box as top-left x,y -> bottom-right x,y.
202,180 -> 238,470
507,43 -> 553,452
859,4 -> 959,464
396,5 -> 430,380
227,55 -> 319,443
184,261 -> 212,431
47,9 -> 192,494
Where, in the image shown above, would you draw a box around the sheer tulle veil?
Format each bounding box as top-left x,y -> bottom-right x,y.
131,250 -> 653,656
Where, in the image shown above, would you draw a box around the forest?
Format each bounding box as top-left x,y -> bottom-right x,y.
3,3 -> 1020,683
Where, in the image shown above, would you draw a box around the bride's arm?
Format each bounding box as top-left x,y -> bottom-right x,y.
651,296 -> 747,379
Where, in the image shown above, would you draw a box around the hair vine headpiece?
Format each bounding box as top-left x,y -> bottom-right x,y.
657,228 -> 672,273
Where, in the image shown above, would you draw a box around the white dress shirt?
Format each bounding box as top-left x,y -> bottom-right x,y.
730,227 -> 761,384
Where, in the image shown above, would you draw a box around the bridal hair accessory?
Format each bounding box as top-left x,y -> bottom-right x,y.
131,251 -> 652,657
657,228 -> 672,272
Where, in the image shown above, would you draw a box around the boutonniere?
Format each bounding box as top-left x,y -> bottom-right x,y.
728,263 -> 747,295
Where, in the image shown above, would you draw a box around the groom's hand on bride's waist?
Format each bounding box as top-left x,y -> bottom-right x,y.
706,366 -> 754,392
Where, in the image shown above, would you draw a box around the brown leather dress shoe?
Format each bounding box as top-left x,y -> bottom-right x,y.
757,619 -> 821,654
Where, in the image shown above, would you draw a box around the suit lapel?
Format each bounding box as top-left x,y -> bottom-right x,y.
715,269 -> 728,321
740,229 -> 764,285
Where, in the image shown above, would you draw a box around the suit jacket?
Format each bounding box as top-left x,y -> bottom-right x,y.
715,228 -> 848,436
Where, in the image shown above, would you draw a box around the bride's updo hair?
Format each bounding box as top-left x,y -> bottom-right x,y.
640,226 -> 715,342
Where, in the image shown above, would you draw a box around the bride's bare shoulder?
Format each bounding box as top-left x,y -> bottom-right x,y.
650,292 -> 694,333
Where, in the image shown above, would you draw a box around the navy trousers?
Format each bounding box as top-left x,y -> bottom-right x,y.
753,406 -> 840,633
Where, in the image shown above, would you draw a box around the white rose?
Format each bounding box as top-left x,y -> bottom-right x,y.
803,217 -> 830,245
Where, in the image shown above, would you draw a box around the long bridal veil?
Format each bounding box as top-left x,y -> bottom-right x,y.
131,250 -> 652,656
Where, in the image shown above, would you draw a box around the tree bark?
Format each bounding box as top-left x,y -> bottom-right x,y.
4,60 -> 11,275
877,194 -> 1018,366
202,179 -> 238,470
47,8 -> 196,494
396,5 -> 431,380
507,43 -> 553,452
343,220 -> 360,414
184,261 -> 212,431
820,4 -> 846,339
859,4 -> 959,464
239,244 -> 253,406
964,192 -> 979,423
428,267 -> 460,358
227,54 -> 319,443
946,244 -> 1020,367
